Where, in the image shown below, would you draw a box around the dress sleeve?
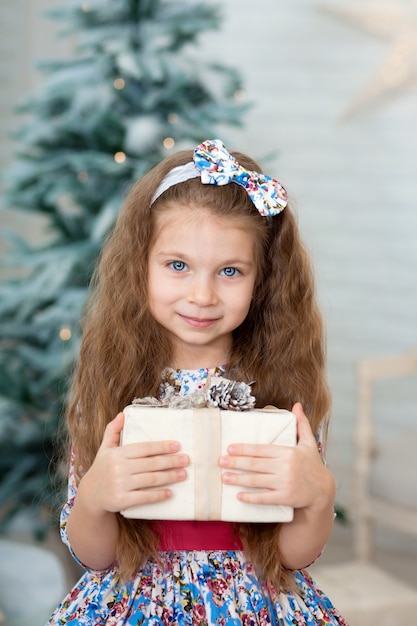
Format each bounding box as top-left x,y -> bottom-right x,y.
60,448 -> 116,574
60,447 -> 86,568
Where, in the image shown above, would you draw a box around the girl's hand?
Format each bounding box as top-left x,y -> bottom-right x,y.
80,412 -> 190,515
219,402 -> 335,511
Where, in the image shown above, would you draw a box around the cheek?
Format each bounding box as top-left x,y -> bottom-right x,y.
148,273 -> 176,309
235,285 -> 255,320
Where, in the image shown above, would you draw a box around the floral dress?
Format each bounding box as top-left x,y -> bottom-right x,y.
47,367 -> 348,626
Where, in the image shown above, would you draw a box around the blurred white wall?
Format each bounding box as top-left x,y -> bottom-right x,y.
200,0 -> 417,506
1,0 -> 417,510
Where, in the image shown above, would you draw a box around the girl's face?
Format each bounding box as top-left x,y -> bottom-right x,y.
148,204 -> 258,369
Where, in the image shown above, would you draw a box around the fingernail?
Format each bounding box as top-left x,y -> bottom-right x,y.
169,441 -> 180,451
219,456 -> 229,467
176,469 -> 186,480
222,472 -> 232,483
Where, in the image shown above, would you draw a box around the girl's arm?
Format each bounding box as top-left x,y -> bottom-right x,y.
219,403 -> 336,570
274,405 -> 336,568
66,412 -> 189,571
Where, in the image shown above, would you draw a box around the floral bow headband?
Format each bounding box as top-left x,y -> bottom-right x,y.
151,139 -> 288,217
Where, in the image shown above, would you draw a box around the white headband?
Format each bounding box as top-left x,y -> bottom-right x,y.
151,162 -> 199,205
150,139 -> 288,217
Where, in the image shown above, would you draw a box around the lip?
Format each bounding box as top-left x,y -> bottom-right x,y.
179,314 -> 219,328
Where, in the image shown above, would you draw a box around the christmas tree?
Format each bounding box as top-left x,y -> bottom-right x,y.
0,0 -> 246,536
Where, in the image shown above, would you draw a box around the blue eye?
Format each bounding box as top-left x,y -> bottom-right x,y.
220,267 -> 238,277
169,261 -> 187,272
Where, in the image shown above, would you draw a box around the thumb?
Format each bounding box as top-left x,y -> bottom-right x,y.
100,412 -> 125,449
292,402 -> 316,447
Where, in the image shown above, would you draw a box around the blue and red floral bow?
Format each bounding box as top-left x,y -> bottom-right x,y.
193,139 -> 287,217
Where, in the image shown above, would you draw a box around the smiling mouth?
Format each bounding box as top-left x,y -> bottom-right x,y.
180,314 -> 219,328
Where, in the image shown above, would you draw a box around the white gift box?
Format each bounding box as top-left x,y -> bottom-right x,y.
121,405 -> 296,523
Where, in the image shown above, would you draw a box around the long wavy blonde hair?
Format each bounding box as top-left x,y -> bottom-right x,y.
65,147 -> 331,590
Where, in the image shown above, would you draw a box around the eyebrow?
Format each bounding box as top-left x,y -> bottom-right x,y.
220,258 -> 254,267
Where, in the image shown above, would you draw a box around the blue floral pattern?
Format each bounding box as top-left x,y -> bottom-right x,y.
48,367 -> 348,625
193,139 -> 288,217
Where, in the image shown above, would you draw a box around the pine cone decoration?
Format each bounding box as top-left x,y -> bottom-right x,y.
206,377 -> 255,411
132,395 -> 162,407
132,378 -> 256,411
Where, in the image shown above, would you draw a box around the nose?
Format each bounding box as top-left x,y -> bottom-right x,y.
187,275 -> 218,307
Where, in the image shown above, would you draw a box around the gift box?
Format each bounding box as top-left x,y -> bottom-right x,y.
120,405 -> 296,523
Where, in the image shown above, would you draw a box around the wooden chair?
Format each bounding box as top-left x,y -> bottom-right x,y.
353,347 -> 417,562
311,347 -> 417,626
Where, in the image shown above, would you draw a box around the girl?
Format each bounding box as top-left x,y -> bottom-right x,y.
48,139 -> 348,625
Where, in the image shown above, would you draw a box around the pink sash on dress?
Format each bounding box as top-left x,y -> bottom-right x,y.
154,520 -> 243,551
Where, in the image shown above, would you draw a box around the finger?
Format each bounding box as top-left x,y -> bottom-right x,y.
114,484 -> 176,511
126,452 -> 189,474
122,440 -> 185,459
223,442 -> 284,459
291,402 -> 317,447
236,489 -> 285,506
123,486 -> 175,508
220,452 -> 288,473
222,471 -> 292,507
222,470 -> 277,490
100,412 -> 125,449
128,466 -> 188,491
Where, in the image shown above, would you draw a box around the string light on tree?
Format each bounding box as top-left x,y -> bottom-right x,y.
114,78 -> 125,90
163,137 -> 175,149
59,327 -> 72,341
167,113 -> 179,124
114,151 -> 126,163
77,171 -> 88,182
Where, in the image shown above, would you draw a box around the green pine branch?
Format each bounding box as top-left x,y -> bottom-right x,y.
0,0 -> 247,536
